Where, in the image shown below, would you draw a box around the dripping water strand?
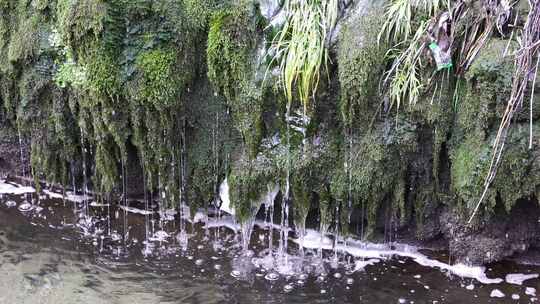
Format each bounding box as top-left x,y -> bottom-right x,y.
333,203 -> 340,262
17,129 -> 33,208
121,155 -> 128,244
142,160 -> 149,240
80,128 -> 89,218
71,162 -> 76,215
279,106 -> 292,263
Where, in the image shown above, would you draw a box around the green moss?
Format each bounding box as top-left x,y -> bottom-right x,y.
135,48 -> 183,109
184,78 -> 237,211
451,123 -> 540,215
85,48 -> 121,98
183,0 -> 215,30
56,0 -> 106,52
207,1 -> 266,158
457,40 -> 515,139
207,2 -> 261,101
7,14 -> 42,63
329,119 -> 417,239
337,7 -> 387,128
228,155 -> 274,224
54,50 -> 87,89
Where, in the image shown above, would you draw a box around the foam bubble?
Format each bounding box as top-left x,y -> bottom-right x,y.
293,229 -> 503,284
490,289 -> 505,298
0,181 -> 35,195
505,273 -> 539,285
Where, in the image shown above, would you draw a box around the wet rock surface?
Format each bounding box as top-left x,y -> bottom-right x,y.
0,0 -> 538,269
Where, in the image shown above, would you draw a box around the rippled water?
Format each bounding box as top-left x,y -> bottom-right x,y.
0,182 -> 539,303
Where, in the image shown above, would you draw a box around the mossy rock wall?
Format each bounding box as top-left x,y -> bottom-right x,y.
0,0 -> 539,264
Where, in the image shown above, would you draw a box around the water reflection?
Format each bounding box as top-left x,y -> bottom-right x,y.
0,185 -> 539,303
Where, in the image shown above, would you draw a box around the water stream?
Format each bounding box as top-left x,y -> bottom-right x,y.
0,180 -> 539,303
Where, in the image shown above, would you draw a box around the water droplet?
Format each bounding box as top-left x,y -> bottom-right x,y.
4,200 -> 16,208
195,259 -> 204,266
265,272 -> 279,281
231,270 -> 241,278
18,202 -> 33,212
346,278 -> 354,285
334,273 -> 342,279
284,284 -> 294,292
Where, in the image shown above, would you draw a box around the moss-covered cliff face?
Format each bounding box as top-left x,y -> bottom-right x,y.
0,0 -> 539,264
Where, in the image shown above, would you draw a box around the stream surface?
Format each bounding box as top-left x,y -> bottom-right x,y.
0,181 -> 539,304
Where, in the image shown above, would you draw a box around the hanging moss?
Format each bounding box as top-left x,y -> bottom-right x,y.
206,0 -> 267,157
228,154 -> 274,224
207,1 -> 262,101
184,78 -> 237,212
448,38 -> 540,219
56,0 -> 106,54
85,48 -> 121,98
135,48 -> 185,110
329,118 -> 417,239
337,6 -> 387,128
451,123 -> 540,216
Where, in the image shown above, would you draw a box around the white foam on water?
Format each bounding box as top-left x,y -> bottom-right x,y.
89,202 -> 110,207
118,205 -> 153,215
490,289 -> 505,298
297,229 -> 333,249
204,215 -> 239,232
0,181 -> 35,195
4,200 -> 16,208
192,210 -> 207,223
511,294 -> 520,300
158,209 -> 177,221
526,287 -> 537,296
43,190 -> 91,203
293,229 -> 503,284
17,202 -> 34,212
148,230 -> 169,242
505,273 -> 539,285
354,259 -> 380,272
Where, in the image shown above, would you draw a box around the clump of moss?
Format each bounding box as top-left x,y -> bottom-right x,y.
135,48 -> 184,109
228,154 -> 275,224
328,118 -> 417,239
56,0 -> 106,54
207,1 -> 267,157
7,15 -> 42,64
451,123 -> 540,216
207,1 -> 262,101
457,40 -> 515,139
337,6 -> 387,128
447,38 -> 540,220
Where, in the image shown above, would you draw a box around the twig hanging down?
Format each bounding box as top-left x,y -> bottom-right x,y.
469,0 -> 540,224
